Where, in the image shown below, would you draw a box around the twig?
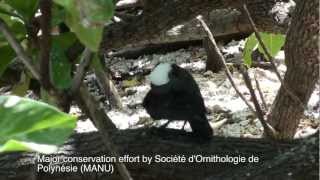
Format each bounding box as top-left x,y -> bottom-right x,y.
210,118 -> 229,129
70,48 -> 93,95
94,68 -> 123,110
239,66 -> 276,138
226,62 -> 272,69
39,0 -> 53,90
77,83 -> 133,180
196,15 -> 256,114
0,18 -> 40,80
242,4 -> 283,82
242,4 -> 307,111
254,71 -> 268,110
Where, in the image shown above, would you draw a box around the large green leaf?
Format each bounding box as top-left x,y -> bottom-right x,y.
0,45 -> 15,77
0,2 -> 15,20
65,10 -> 103,52
0,13 -> 27,45
52,32 -> 77,49
1,139 -> 58,153
51,4 -> 66,26
54,0 -> 114,27
53,0 -> 113,51
48,33 -> 76,90
76,0 -> 114,28
53,0 -> 73,11
258,32 -> 285,58
49,42 -> 72,90
243,33 -> 258,67
4,0 -> 38,20
243,32 -> 285,67
0,95 -> 76,153
10,20 -> 26,40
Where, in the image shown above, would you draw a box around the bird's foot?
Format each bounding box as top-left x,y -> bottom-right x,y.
181,120 -> 187,130
159,120 -> 170,129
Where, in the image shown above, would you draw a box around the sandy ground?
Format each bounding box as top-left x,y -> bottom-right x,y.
73,40 -> 319,138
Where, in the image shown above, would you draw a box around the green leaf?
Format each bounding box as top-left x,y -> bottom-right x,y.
0,95 -> 76,153
65,11 -> 103,52
53,0 -> 73,12
54,0 -> 114,28
0,13 -> 27,44
1,139 -> 58,153
0,2 -> 15,19
51,4 -> 66,26
10,20 -> 27,40
53,0 -> 108,51
243,33 -> 258,67
258,32 -> 285,58
243,32 -> 285,67
76,0 -> 114,28
52,32 -> 77,49
4,0 -> 38,20
50,42 -> 72,90
0,45 -> 15,77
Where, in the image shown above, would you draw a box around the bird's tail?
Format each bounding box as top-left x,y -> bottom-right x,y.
189,115 -> 213,139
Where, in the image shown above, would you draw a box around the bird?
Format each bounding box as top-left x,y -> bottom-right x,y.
143,62 -> 213,139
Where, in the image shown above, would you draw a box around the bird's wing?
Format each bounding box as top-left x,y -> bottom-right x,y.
169,65 -> 206,113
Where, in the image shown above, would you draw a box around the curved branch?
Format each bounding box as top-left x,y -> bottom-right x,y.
0,18 -> 40,80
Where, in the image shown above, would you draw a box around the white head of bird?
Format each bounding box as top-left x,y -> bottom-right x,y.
148,63 -> 172,86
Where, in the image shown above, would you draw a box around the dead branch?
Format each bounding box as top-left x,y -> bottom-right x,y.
196,15 -> 256,114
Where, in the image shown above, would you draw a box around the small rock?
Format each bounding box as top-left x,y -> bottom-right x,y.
211,105 -> 227,113
125,89 -> 137,96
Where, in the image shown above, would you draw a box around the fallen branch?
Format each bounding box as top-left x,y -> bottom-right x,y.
196,15 -> 256,114
76,83 -> 132,180
238,66 -> 277,138
254,70 -> 268,110
94,69 -> 123,110
227,62 -> 273,69
70,48 -> 93,95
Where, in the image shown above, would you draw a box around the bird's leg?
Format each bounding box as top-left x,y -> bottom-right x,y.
181,120 -> 187,130
159,119 -> 171,129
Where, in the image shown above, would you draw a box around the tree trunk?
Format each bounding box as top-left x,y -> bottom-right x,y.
268,0 -> 319,139
203,37 -> 224,73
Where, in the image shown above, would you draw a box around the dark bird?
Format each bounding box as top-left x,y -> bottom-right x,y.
143,63 -> 213,139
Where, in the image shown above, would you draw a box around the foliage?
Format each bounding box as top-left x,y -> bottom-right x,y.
53,0 -> 114,51
243,32 -> 285,67
0,95 -> 76,153
0,0 -> 115,152
0,45 -> 15,77
50,40 -> 73,90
